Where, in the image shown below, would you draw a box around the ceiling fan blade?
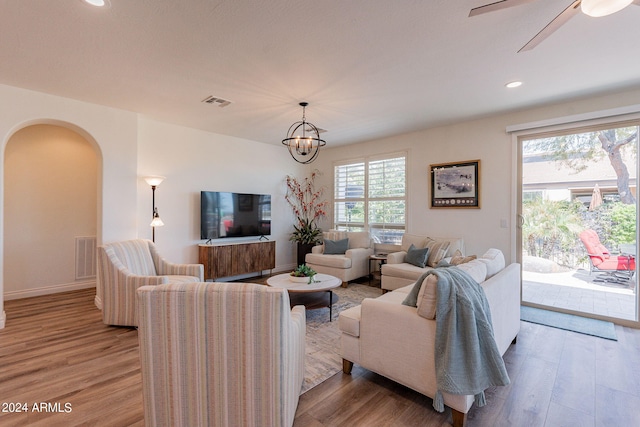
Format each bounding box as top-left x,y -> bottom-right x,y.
518,0 -> 582,52
469,0 -> 537,17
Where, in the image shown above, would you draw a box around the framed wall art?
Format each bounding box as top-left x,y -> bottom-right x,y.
430,160 -> 480,208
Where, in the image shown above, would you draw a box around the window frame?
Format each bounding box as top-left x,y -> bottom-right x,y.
333,151 -> 407,244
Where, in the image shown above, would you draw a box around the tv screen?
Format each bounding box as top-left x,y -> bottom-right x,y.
200,191 -> 271,240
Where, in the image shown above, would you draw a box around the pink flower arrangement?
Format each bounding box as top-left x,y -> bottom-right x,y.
285,170 -> 329,244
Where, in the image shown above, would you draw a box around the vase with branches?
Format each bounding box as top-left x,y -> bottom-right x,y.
285,170 -> 328,264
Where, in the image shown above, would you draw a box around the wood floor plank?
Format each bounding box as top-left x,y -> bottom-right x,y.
545,401 -> 595,427
595,385 -> 640,426
1,288 -> 639,427
551,332 -> 597,416
595,326 -> 640,397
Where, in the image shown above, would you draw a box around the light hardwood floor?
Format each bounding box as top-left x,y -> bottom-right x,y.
1,288 -> 639,426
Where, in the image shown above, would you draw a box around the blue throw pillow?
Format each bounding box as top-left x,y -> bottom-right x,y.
405,244 -> 430,268
402,278 -> 424,307
324,238 -> 349,254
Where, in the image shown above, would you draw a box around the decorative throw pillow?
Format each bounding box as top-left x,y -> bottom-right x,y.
436,259 -> 451,268
401,275 -> 425,307
425,238 -> 451,267
450,254 -> 477,265
405,244 -> 430,268
323,238 -> 349,254
416,275 -> 439,319
478,248 -> 505,278
456,260 -> 488,283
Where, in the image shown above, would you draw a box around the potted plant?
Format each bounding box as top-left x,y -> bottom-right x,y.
285,170 -> 328,265
289,264 -> 318,284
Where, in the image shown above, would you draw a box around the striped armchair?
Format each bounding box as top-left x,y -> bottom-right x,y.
137,282 -> 306,427
97,239 -> 203,326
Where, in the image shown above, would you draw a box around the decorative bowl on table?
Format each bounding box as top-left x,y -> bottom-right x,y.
289,265 -> 317,284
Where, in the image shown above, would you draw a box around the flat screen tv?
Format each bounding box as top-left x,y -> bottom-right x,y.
200,191 -> 271,240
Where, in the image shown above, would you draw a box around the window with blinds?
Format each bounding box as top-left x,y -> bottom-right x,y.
334,153 -> 406,244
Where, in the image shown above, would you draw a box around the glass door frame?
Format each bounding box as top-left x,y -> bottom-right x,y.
512,116 -> 640,328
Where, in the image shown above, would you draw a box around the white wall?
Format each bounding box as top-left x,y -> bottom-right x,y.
311,88 -> 640,261
4,124 -> 97,297
135,117 -> 306,272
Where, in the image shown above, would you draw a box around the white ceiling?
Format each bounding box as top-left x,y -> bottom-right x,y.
1,0 -> 640,147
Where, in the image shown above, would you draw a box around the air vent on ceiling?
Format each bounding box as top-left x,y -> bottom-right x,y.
202,96 -> 232,108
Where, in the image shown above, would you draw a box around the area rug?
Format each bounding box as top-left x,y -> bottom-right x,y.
301,283 -> 382,392
521,306 -> 617,341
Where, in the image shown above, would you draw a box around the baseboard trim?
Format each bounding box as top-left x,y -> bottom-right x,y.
3,280 -> 96,301
0,310 -> 6,329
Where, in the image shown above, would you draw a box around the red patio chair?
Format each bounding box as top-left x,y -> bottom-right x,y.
579,229 -> 635,284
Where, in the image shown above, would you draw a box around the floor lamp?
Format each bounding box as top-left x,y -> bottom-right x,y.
144,176 -> 165,242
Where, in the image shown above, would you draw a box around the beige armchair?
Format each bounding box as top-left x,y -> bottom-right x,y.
97,239 -> 203,326
137,282 -> 306,427
305,231 -> 374,287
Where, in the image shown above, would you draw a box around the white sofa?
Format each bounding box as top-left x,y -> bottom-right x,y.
305,231 -> 374,287
339,249 -> 520,427
381,233 -> 465,292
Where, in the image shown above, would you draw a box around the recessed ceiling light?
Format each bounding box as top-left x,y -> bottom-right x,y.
506,81 -> 523,88
82,0 -> 111,7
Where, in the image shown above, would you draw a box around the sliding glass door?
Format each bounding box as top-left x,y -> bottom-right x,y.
519,122 -> 639,323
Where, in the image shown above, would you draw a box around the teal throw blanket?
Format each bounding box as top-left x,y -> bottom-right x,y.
425,267 -> 510,412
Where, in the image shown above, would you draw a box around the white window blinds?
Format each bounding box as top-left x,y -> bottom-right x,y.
334,153 -> 406,244
334,161 -> 365,230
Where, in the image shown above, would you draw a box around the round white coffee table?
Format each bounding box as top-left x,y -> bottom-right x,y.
266,273 -> 341,321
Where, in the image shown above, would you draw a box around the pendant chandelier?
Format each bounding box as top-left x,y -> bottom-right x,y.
282,102 -> 326,164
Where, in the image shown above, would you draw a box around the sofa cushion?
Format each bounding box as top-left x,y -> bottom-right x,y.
405,244 -> 430,268
393,284 -> 415,295
456,260 -> 488,283
478,248 -> 505,278
324,238 -> 349,254
305,253 -> 352,269
382,262 -> 434,280
425,238 -> 451,267
413,261 -> 488,320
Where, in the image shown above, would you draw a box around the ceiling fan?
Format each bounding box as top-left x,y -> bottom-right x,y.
469,0 -> 640,52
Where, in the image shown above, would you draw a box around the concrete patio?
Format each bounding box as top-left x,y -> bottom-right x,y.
522,268 -> 637,321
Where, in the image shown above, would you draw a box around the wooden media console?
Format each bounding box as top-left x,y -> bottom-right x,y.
198,240 -> 275,280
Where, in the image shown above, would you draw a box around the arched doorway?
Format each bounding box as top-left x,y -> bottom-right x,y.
3,123 -> 99,302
